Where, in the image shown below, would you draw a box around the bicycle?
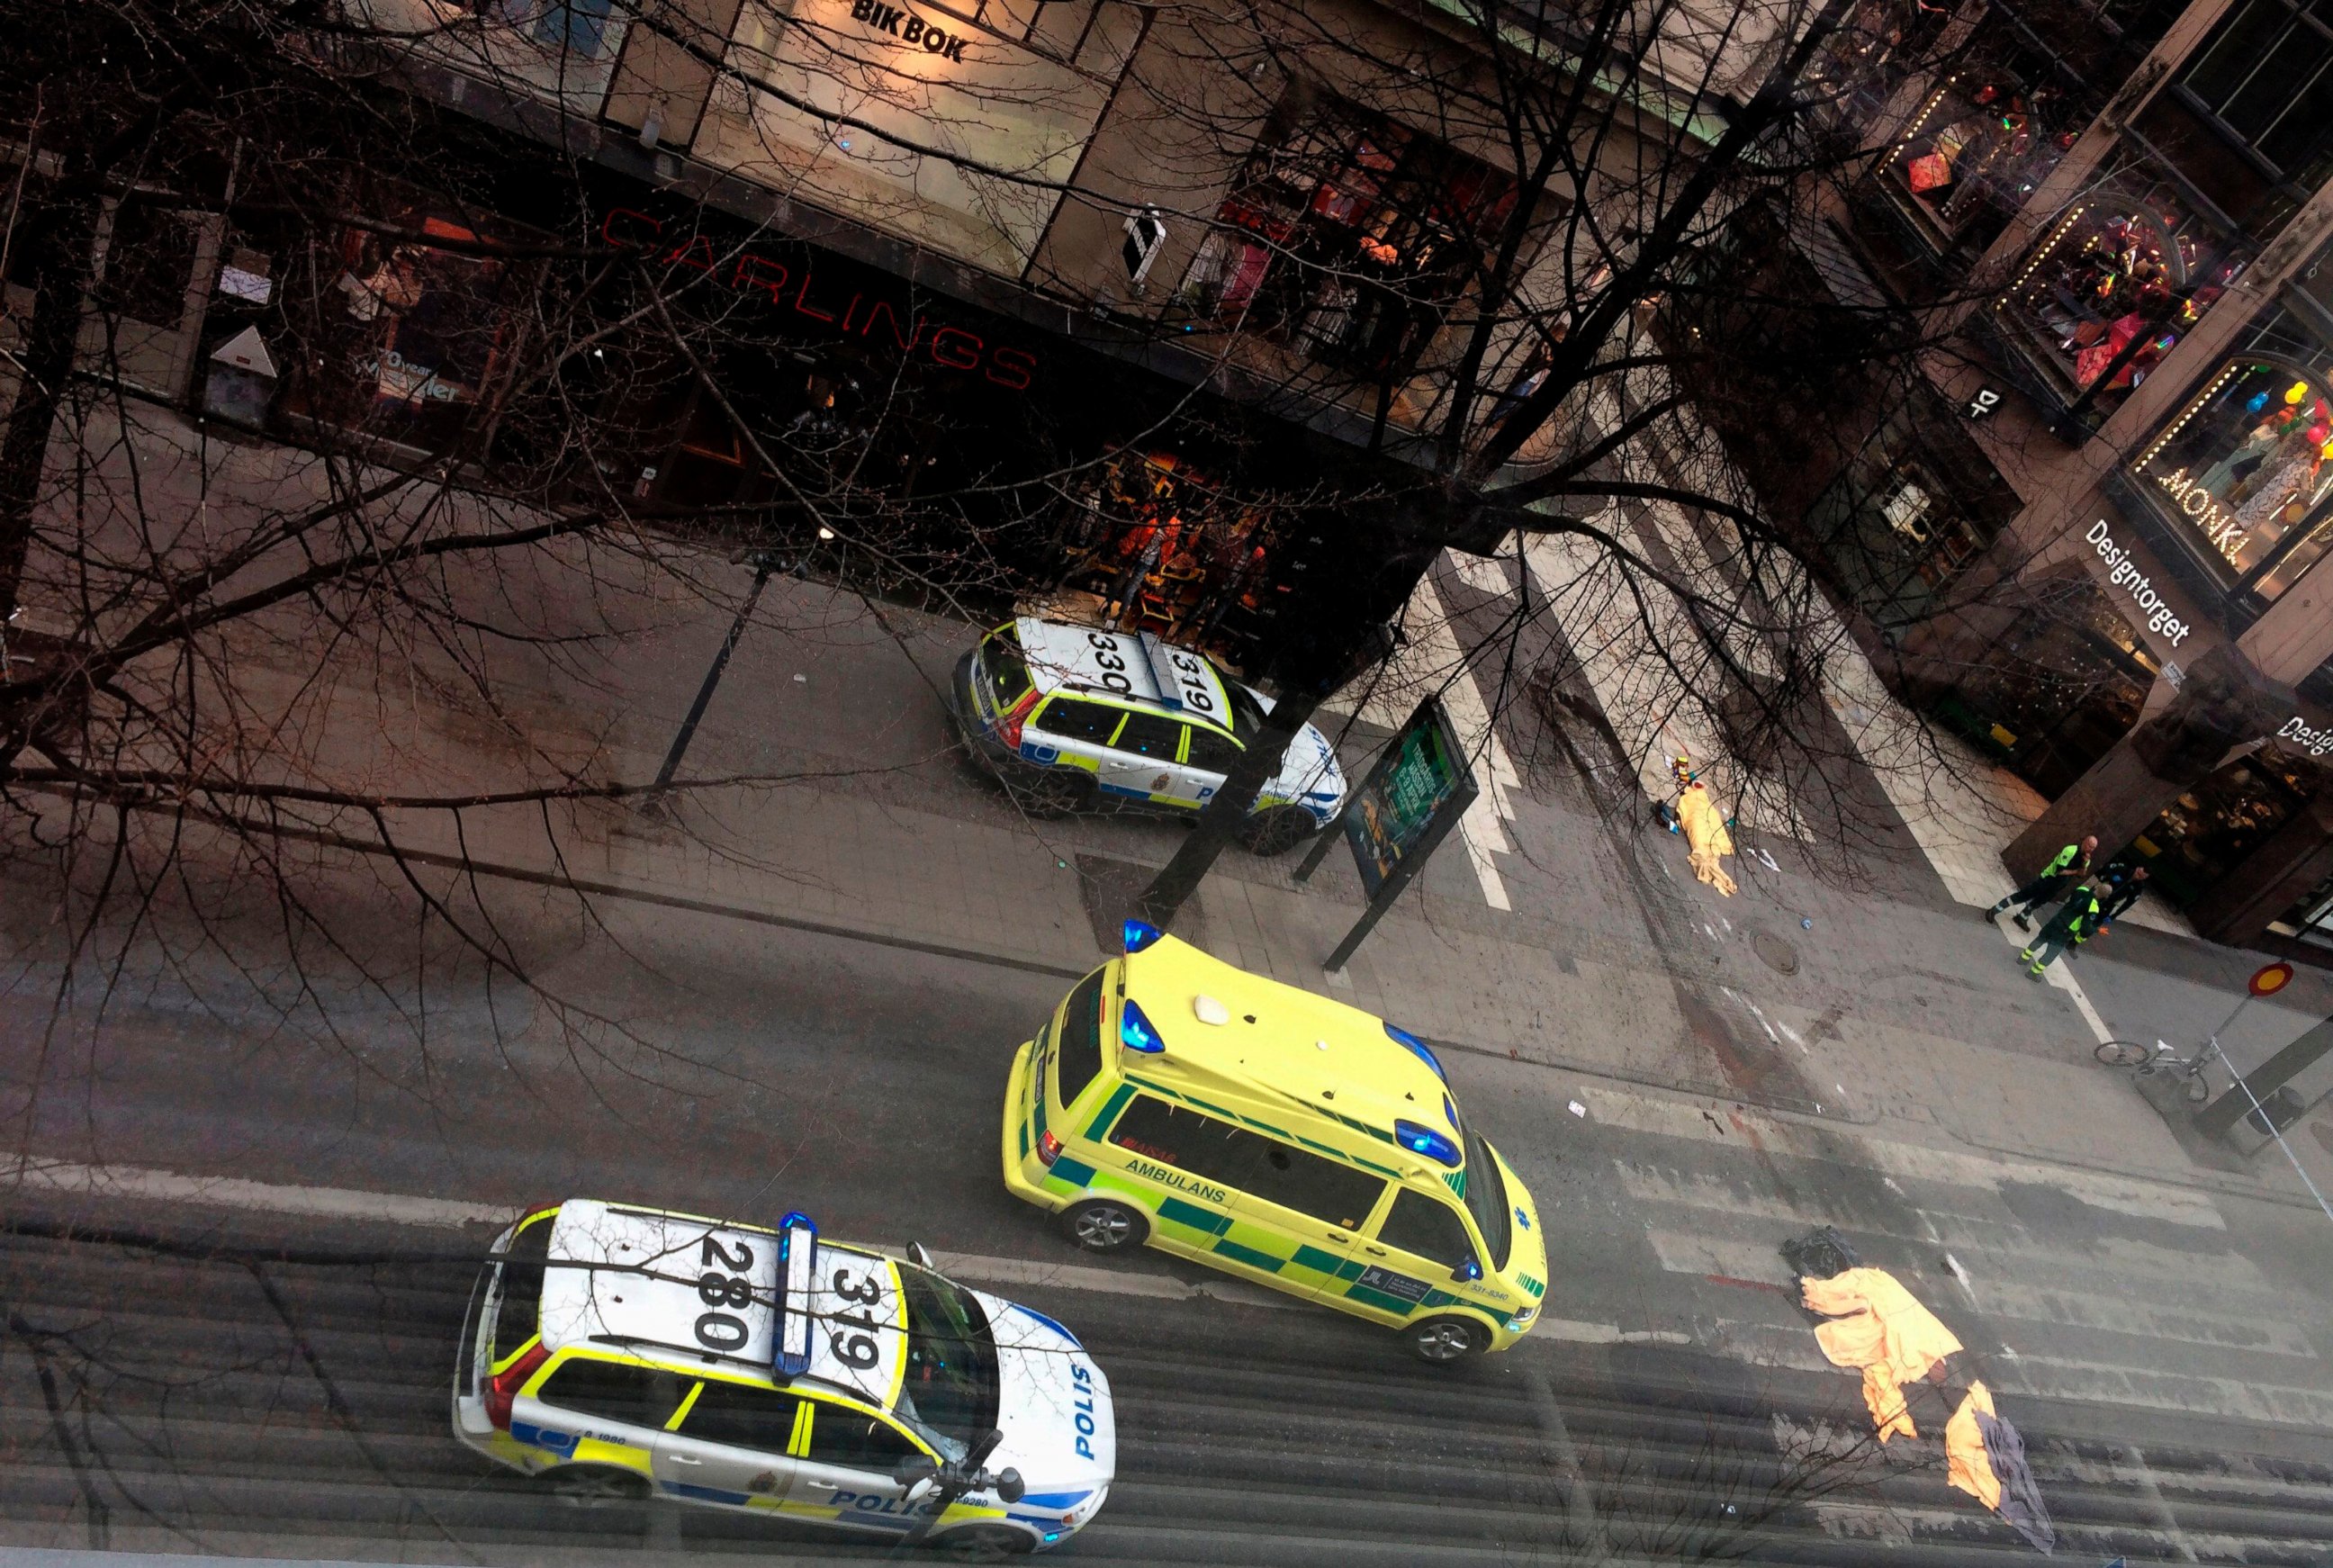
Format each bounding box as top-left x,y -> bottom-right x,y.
2094,1037 -> 2220,1104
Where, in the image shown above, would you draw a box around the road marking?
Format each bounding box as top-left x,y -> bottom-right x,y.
5,1158 -> 1671,1346
5,1158 -> 513,1228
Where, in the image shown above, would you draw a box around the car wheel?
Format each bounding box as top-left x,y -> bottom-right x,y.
931,1523 -> 1036,1558
1238,805 -> 1318,856
540,1464 -> 652,1506
1407,1314 -> 1488,1364
1004,769 -> 1092,819
1061,1198 -> 1148,1253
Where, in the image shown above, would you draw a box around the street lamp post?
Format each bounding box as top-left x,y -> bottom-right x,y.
643,549 -> 788,816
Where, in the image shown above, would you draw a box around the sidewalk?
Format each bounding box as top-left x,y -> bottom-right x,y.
167,542 -> 2333,1221
24,406 -> 2333,1223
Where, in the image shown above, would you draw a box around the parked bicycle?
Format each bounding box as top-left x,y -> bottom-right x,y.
2094,1037 -> 2220,1104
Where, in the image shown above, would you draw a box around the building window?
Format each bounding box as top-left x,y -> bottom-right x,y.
1992,170 -> 2247,419
2130,309 -> 2333,599
1801,399 -> 2018,631
2176,0 -> 2333,191
1175,93 -> 1518,379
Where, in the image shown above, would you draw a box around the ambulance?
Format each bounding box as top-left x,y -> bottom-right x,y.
1002,924 -> 1548,1361
452,1199 -> 1113,1553
949,616 -> 1346,854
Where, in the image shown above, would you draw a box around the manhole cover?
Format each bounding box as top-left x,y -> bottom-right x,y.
1752,930 -> 1801,975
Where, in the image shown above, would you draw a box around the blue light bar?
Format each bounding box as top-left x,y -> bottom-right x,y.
1393,1119 -> 1463,1167
775,1212 -> 817,1377
1384,1023 -> 1446,1081
1120,996 -> 1166,1054
1122,918 -> 1164,954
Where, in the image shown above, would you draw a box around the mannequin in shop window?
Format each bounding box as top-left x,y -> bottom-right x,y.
2233,424 -> 2333,535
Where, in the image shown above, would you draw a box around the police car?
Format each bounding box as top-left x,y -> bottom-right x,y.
949,617 -> 1347,854
453,1199 -> 1114,1554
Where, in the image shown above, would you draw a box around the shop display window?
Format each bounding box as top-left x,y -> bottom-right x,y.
1049,449 -> 1285,654
1941,575 -> 2155,797
2132,741 -> 2329,908
1801,400 -> 2017,630
1993,171 -> 2246,417
1882,41 -> 2089,257
278,206 -> 529,453
1175,95 -> 1518,379
2131,309 -> 2333,598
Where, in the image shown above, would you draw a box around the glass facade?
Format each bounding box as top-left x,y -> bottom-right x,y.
1991,165 -> 2248,419
1175,93 -> 1517,378
2130,303 -> 2333,600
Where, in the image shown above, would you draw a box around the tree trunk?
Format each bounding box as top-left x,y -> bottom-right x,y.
0,185 -> 99,624
1134,685 -> 1323,932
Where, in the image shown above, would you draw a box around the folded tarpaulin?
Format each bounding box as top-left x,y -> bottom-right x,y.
1799,1266 -> 1964,1441
1676,782 -> 1738,897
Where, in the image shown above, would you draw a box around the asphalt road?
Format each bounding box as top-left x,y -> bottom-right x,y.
5,900 -> 2333,1565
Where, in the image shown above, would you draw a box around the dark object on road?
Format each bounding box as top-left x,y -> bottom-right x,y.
1975,1408 -> 2056,1554
1780,1225 -> 1860,1282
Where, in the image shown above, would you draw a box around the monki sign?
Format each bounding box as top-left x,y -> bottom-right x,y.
599,209 -> 1036,391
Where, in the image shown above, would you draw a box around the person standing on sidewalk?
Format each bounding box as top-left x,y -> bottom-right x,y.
2019,881 -> 2103,978
2080,863 -> 2150,942
1985,835 -> 2096,931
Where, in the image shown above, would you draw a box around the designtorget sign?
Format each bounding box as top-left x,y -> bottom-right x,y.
2085,519 -> 2194,646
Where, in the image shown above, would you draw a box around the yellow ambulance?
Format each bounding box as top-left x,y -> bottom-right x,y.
1001,922 -> 1547,1361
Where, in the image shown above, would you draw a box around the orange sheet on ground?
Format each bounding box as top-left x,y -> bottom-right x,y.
1944,1380 -> 2003,1509
1798,1267 -> 1964,1441
1676,782 -> 1737,896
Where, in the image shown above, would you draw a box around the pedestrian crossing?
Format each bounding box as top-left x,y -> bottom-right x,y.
1600,1126 -> 2333,1430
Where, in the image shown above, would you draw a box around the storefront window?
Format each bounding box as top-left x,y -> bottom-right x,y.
1801,399 -> 2017,630
1048,450 -> 1285,654
2130,309 -> 2333,598
1884,39 -> 2089,257
1992,170 -> 2247,418
1175,95 -> 1517,379
277,206 -> 530,454
2132,741 -> 2329,906
1938,574 -> 2157,796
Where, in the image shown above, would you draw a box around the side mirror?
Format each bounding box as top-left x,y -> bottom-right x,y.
894,1455 -> 940,1492
1451,1259 -> 1482,1283
996,1466 -> 1025,1505
904,1475 -> 937,1503
907,1241 -> 936,1269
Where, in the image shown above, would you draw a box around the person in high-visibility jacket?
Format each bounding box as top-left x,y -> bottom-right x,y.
2020,881 -> 2102,978
1985,836 -> 2095,930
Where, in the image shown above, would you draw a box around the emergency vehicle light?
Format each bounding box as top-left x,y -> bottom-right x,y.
776,1212 -> 817,1378
1393,1119 -> 1463,1167
1120,997 -> 1166,1054
1121,918 -> 1163,953
1384,1023 -> 1446,1081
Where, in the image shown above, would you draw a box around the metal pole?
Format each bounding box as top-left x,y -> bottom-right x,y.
644,556 -> 777,811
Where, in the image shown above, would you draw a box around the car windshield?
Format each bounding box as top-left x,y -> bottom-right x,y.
1460,1130 -> 1513,1273
1225,680 -> 1268,742
896,1265 -> 998,1462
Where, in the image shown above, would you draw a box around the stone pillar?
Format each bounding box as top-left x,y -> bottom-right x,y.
2188,792 -> 2333,945
2004,644 -> 2285,879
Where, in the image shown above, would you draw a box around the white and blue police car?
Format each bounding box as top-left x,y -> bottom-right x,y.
453,1199 -> 1114,1553
949,616 -> 1347,854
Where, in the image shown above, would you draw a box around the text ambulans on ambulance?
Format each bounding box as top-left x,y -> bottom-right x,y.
1002,924 -> 1549,1362
452,1199 -> 1113,1551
